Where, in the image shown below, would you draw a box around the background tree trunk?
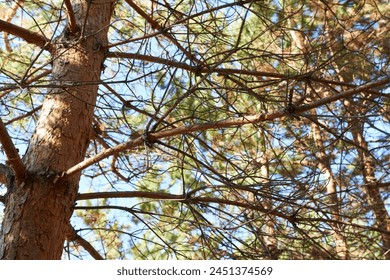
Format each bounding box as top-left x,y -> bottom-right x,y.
345,99 -> 390,260
0,0 -> 113,259
310,114 -> 349,259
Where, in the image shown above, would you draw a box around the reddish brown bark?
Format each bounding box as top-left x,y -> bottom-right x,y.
0,0 -> 114,259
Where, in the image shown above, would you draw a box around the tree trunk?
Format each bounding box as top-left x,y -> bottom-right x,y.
258,134 -> 277,259
0,0 -> 113,259
345,100 -> 390,259
310,115 -> 349,259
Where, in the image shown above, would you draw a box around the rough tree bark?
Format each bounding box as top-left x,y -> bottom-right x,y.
0,0 -> 113,259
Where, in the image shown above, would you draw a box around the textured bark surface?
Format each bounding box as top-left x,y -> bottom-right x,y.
0,0 -> 113,259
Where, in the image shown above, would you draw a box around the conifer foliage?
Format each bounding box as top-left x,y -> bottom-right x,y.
0,0 -> 389,259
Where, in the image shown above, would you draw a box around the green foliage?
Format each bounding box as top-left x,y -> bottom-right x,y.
1,0 -> 389,260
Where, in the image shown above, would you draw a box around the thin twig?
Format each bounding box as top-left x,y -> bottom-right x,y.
124,0 -> 197,63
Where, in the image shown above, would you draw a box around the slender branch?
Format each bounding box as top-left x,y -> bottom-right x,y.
66,224 -> 104,260
2,0 -> 25,52
0,19 -> 52,52
0,69 -> 51,98
64,0 -> 79,34
124,0 -> 160,30
4,105 -> 42,126
107,52 -> 388,92
77,191 -> 186,201
62,77 -> 388,179
76,191 -> 390,236
105,0 -> 254,50
297,78 -> 390,113
59,137 -> 140,180
61,109 -> 283,179
124,0 -> 204,64
102,83 -> 161,122
0,118 -> 26,183
107,51 -> 286,79
77,193 -> 294,222
73,233 -> 104,260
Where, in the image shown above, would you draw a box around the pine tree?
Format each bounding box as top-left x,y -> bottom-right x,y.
0,0 -> 389,259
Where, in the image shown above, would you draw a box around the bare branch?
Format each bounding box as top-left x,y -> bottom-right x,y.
62,77 -> 389,179
76,191 -> 390,236
0,19 -> 52,52
66,224 -> 104,260
0,69 -> 51,99
4,106 -> 42,126
297,78 -> 390,113
107,52 -> 387,92
0,118 -> 26,183
2,0 -> 25,52
124,0 -> 160,30
77,191 -> 186,201
105,0 -> 254,50
61,109 -> 283,179
76,190 -> 293,221
64,0 -> 79,34
124,0 -> 199,63
107,51 -> 287,79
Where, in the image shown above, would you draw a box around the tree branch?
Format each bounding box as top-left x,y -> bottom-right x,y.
108,51 -> 286,79
0,69 -> 51,98
77,191 -> 186,201
0,19 -> 52,52
76,190 -> 293,220
107,51 -> 388,93
4,105 -> 42,126
2,0 -> 24,52
61,77 -> 389,180
296,78 -> 390,113
0,118 -> 26,183
60,109 -> 283,179
64,0 -> 79,34
66,224 -> 104,260
124,0 -> 196,63
76,191 -> 390,236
